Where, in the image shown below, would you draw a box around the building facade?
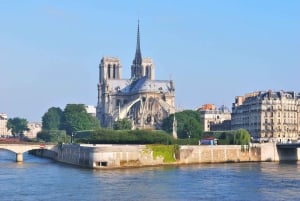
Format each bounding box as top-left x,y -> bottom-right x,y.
0,113 -> 11,137
85,105 -> 96,117
232,90 -> 300,142
24,122 -> 42,139
96,22 -> 175,129
197,104 -> 231,132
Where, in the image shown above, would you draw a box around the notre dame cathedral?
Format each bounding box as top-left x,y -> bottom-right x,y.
96,22 -> 175,129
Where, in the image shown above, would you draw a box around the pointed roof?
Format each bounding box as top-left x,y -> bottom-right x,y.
133,20 -> 142,65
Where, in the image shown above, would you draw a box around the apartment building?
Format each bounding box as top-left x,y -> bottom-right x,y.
197,104 -> 231,132
232,90 -> 300,142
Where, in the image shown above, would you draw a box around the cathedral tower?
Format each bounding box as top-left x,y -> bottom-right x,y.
97,57 -> 122,126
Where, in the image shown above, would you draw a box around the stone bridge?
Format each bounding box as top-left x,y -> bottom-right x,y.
0,143 -> 58,162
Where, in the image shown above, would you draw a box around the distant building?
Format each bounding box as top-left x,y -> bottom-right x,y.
24,122 -> 42,139
0,113 -> 12,137
231,90 -> 300,142
96,22 -> 175,129
197,104 -> 231,132
85,105 -> 96,117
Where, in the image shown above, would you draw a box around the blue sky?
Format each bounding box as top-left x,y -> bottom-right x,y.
1,1 -> 299,122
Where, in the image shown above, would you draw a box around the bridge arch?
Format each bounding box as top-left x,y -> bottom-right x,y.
0,144 -> 57,162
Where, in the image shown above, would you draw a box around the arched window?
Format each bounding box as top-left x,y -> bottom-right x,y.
146,66 -> 150,78
108,64 -> 111,78
113,64 -> 116,78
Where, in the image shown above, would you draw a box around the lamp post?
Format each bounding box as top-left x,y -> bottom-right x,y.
71,130 -> 94,144
71,132 -> 75,144
187,131 -> 191,145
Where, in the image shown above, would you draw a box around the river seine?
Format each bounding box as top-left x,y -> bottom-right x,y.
1,150 -> 300,201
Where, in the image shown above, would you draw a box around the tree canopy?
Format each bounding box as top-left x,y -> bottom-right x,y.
61,104 -> 100,135
6,117 -> 29,137
161,110 -> 203,139
37,130 -> 69,143
210,129 -> 251,145
113,118 -> 132,130
42,107 -> 63,130
233,129 -> 251,145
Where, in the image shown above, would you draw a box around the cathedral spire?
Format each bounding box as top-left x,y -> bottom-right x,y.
133,20 -> 142,65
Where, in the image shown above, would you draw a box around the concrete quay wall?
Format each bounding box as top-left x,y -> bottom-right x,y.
179,145 -> 261,164
33,143 -> 299,169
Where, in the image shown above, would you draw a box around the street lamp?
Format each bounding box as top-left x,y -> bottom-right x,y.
71,132 -> 75,144
187,131 -> 191,145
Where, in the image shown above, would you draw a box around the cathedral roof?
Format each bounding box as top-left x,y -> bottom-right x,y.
130,76 -> 172,93
107,76 -> 173,95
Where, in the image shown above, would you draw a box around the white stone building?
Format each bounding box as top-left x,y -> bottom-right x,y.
0,113 -> 11,137
24,122 -> 42,139
85,105 -> 96,117
96,22 -> 175,129
197,104 -> 231,132
232,90 -> 300,142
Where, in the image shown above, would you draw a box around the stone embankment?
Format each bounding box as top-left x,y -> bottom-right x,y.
31,142 -> 298,169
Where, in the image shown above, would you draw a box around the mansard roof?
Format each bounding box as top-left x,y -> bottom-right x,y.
243,90 -> 299,104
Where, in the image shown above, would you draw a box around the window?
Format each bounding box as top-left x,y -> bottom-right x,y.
146,66 -> 151,78
108,64 -> 111,78
95,161 -> 108,167
113,64 -> 116,78
116,99 -> 120,106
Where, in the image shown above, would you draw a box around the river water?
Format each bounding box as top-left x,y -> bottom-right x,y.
1,150 -> 300,201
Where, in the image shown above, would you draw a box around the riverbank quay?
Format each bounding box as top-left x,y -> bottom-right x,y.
30,142 -> 300,169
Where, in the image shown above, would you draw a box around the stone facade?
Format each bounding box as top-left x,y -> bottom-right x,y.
232,90 -> 300,142
85,105 -> 96,117
24,122 -> 42,139
0,113 -> 11,137
197,104 -> 231,131
33,143 -> 281,169
96,22 -> 175,129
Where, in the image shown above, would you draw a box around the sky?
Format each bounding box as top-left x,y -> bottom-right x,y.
0,0 -> 299,122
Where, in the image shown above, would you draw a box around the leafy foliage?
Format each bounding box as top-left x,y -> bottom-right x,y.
42,107 -> 63,130
217,132 -> 234,145
161,110 -> 203,139
61,104 -> 100,135
78,129 -> 175,144
207,129 -> 251,145
37,130 -> 70,143
6,117 -> 29,137
233,129 -> 251,145
113,118 -> 132,130
76,128 -> 201,145
147,145 -> 177,162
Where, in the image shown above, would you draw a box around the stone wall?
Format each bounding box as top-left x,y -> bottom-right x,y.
178,145 -> 261,164
32,143 -> 300,169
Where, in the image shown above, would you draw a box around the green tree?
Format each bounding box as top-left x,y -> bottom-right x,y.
37,130 -> 69,143
233,129 -> 251,145
161,110 -> 203,139
42,107 -> 63,130
61,104 -> 100,135
217,131 -> 234,145
6,117 -> 29,137
113,118 -> 132,130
